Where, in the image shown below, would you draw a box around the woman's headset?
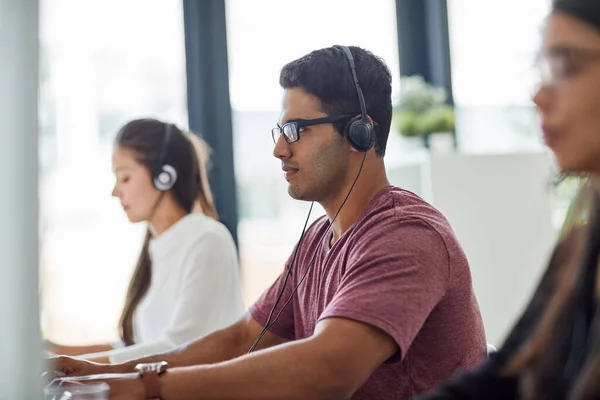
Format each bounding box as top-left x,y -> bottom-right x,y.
153,123 -> 178,191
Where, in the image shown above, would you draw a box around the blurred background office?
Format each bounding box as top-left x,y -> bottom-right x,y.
2,0 -> 561,397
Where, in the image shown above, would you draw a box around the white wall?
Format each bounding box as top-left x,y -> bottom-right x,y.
0,0 -> 42,398
387,151 -> 556,345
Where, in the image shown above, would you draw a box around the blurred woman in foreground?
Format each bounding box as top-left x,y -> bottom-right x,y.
415,1 -> 600,399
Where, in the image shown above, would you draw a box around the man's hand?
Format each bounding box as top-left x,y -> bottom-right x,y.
49,373 -> 145,400
46,356 -> 117,378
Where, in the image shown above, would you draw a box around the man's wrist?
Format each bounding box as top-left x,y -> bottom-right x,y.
131,377 -> 146,400
135,361 -> 168,399
114,360 -> 137,374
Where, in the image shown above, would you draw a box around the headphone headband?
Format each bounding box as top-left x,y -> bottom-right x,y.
156,123 -> 172,171
340,46 -> 369,122
339,45 -> 374,152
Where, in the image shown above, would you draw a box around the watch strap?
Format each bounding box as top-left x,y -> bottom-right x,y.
140,370 -> 162,400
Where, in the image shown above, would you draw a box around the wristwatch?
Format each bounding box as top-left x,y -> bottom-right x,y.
135,361 -> 168,400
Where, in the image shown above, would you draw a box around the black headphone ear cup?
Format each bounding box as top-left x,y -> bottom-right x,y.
153,164 -> 178,191
346,118 -> 374,152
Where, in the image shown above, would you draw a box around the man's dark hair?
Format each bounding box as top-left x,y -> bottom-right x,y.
279,45 -> 393,157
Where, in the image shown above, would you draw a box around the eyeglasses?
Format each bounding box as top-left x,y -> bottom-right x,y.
271,114 -> 353,144
536,46 -> 600,87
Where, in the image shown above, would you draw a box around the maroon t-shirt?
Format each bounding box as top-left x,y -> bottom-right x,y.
250,186 -> 486,399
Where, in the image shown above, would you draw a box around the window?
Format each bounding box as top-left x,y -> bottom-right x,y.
40,0 -> 188,344
225,0 -> 401,304
447,0 -> 551,152
448,1 -> 576,231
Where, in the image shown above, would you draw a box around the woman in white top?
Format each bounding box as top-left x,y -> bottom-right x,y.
46,118 -> 245,363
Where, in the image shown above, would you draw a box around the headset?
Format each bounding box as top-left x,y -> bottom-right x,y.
153,122 -> 178,191
247,45 -> 373,353
340,45 -> 375,152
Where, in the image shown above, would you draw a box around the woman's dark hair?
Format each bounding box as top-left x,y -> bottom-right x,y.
553,0 -> 600,33
500,177 -> 600,399
115,118 -> 218,345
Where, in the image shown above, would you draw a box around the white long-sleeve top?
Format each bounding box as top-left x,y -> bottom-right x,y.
81,213 -> 246,363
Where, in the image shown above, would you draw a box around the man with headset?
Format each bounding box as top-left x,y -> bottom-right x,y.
49,45 -> 485,400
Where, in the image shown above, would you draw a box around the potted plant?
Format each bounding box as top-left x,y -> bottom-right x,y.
420,104 -> 456,152
393,75 -> 456,151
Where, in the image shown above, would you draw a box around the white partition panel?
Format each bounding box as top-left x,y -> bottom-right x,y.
387,152 -> 556,345
0,1 -> 42,398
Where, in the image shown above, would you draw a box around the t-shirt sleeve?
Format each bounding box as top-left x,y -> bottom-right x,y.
249,253 -> 297,341
319,217 -> 450,362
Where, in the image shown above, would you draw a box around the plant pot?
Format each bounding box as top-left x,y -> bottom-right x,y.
427,131 -> 455,153
400,135 -> 426,152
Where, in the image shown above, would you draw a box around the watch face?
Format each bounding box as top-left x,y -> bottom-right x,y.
135,361 -> 168,374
